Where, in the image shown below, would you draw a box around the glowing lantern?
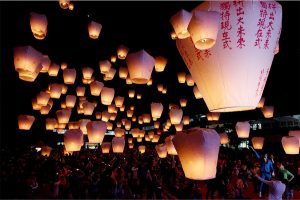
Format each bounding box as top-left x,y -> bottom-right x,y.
128,138 -> 133,144
101,142 -> 111,153
176,1 -> 282,112
156,84 -> 163,92
82,77 -> 94,84
281,136 -> 299,155
145,135 -> 150,141
162,87 -> 167,94
186,74 -> 194,86
131,128 -> 140,138
169,108 -> 183,125
170,9 -> 192,39
177,72 -> 186,83
95,112 -> 102,120
171,31 -> 177,40
61,62 -> 67,70
132,116 -> 136,122
175,123 -> 183,131
112,137 -> 125,153
14,46 -> 43,82
127,110 -> 133,118
37,91 -> 50,106
288,130 -> 300,146
154,121 -> 160,129
40,55 -> 50,73
110,113 -> 117,121
76,86 -> 85,97
117,45 -> 129,60
101,111 -> 111,122
32,98 -> 41,110
262,106 -> 274,118
90,80 -> 104,96
114,128 -> 125,137
151,103 -> 163,119
116,122 -> 121,128
49,84 -> 62,99
77,107 -> 83,114
46,118 -> 57,130
65,95 -> 76,108
79,119 -> 90,135
143,114 -> 151,123
128,143 -> 134,149
193,85 -> 203,99
63,68 -> 76,84
165,135 -> 178,155
83,102 -> 94,115
119,67 -> 128,79
126,49 -> 155,84
139,145 -> 146,154
188,11 -> 219,50
111,55 -> 117,63
107,122 -> 113,130
155,56 -> 168,72
64,129 -> 83,152
59,0 -> 70,9
219,133 -> 229,145
114,96 -> 124,107
18,115 -> 35,130
137,93 -> 142,99
152,135 -> 160,143
180,99 -> 187,107
47,99 -> 53,109
126,77 -> 132,85
82,67 -> 94,79
41,146 -> 52,157
48,63 -> 59,76
68,2 -> 74,10
104,68 -> 116,81
128,90 -> 135,98
125,120 -> 131,130
40,105 -> 51,115
56,109 -> 71,124
108,104 -> 117,114
61,85 -> 68,94
236,121 -> 250,138
130,105 -> 135,111
252,137 -> 264,150
257,97 -> 265,108
87,121 -> 106,144
120,105 -> 125,112
88,21 -> 102,39
101,87 -> 115,105
207,112 -> 220,121
156,144 -> 167,158
148,131 -> 155,139
68,121 -> 80,130
99,60 -> 111,74
30,12 -> 47,40
147,78 -> 153,86
183,116 -> 190,125
173,128 -> 220,180
166,119 -> 172,127
137,136 -> 143,143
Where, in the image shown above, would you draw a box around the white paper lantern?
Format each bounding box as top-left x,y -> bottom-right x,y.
101,111 -> 111,122
41,146 -> 52,157
88,21 -> 102,39
165,135 -> 178,155
151,103 -> 164,119
152,135 -> 160,143
82,67 -> 94,79
154,121 -> 160,129
156,144 -> 167,158
170,9 -> 192,39
288,130 -> 300,147
112,137 -> 125,153
87,121 -> 107,144
117,45 -> 129,60
262,106 -> 274,118
143,114 -> 151,123
131,128 -> 140,138
106,122 -> 113,130
49,83 -> 63,99
48,63 -> 59,76
177,72 -> 186,83
169,108 -> 183,125
40,105 -> 51,115
281,136 -> 299,155
64,129 -> 83,152
175,123 -> 183,132
37,91 -> 50,106
40,55 -> 50,73
207,112 -> 220,121
139,145 -> 146,154
114,128 -> 125,138
101,142 -> 111,153
236,121 -> 250,138
18,115 -> 35,130
154,56 -> 168,72
83,102 -> 95,115
101,87 -> 115,105
104,67 -> 116,81
76,86 -> 85,97
90,80 -> 104,96
128,138 -> 133,144
186,74 -> 195,86
56,109 -> 71,124
111,55 -> 117,63
119,67 -> 128,79
183,116 -> 190,125
46,118 -> 57,130
99,60 -> 111,74
68,121 -> 80,130
252,137 -> 264,150
180,99 -> 187,107
66,95 -> 76,108
30,12 -> 47,40
63,68 -> 76,84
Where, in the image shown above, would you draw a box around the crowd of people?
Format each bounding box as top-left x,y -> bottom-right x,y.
1,145 -> 299,199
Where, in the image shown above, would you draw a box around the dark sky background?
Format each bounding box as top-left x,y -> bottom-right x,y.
0,1 -> 300,148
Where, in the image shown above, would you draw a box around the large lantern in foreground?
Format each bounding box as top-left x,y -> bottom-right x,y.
112,137 -> 125,153
64,129 -> 83,152
236,121 -> 250,138
87,121 -> 107,144
252,137 -> 264,150
30,12 -> 47,40
18,115 -> 35,130
175,1 -> 282,112
173,128 -> 220,180
281,136 -> 299,155
88,21 -> 102,39
126,49 -> 155,84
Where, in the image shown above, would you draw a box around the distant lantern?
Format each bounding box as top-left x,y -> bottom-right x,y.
114,128 -> 125,137
186,74 -> 194,86
175,123 -> 183,132
68,121 -> 80,130
40,55 -> 50,73
46,118 -> 57,130
177,72 -> 186,84
119,67 -> 128,79
128,90 -> 135,98
99,60 -> 111,74
14,46 -> 43,82
154,56 -> 168,72
262,106 -> 274,118
63,68 -> 76,84
48,63 -> 59,76
37,91 -> 50,106
137,136 -> 143,143
59,0 -> 70,9
131,128 -> 140,138
101,142 -> 111,153
130,105 -> 135,111
180,99 -> 187,107
132,115 -> 137,122
183,116 -> 190,125
252,137 -> 265,150
219,133 -> 229,145
147,78 -> 153,86
166,119 -> 172,127
95,112 -> 102,120
66,95 -> 76,108
171,31 -> 177,40
175,1 -> 282,112
76,86 -> 86,97
61,62 -> 67,70
77,107 -> 83,114
61,85 -> 68,94
288,130 -> 300,146
107,122 -> 113,130
83,102 -> 94,115
173,128 -> 220,180
157,84 -> 164,92
125,120 -> 131,130
126,49 -> 155,84
68,2 -> 74,10
193,86 -> 203,99
64,129 -> 83,152
162,87 -> 167,94
120,105 -> 125,112
156,144 -> 167,158
82,67 -> 94,79
82,77 -> 94,84
114,96 -> 124,107
139,145 -> 146,154
101,111 -> 111,122
151,103 -> 164,119
169,108 -> 183,125
274,42 -> 279,55
137,93 -> 142,99
41,146 -> 52,157
32,98 -> 41,110
47,99 -> 54,108
257,97 -> 265,108
281,136 -> 299,155
40,105 -> 51,115
148,131 -> 155,139
128,143 -> 134,149
104,67 -> 116,81
108,104 -> 117,114
112,137 -> 125,153
236,121 -> 250,138
88,21 -> 102,39
111,55 -> 117,63
18,115 -> 35,130
49,83 -> 63,99
188,11 -> 219,50
126,77 -> 132,85
154,121 -> 160,129
90,80 -> 104,96
127,110 -> 133,118
145,135 -> 150,141
101,87 -> 115,105
79,119 -> 90,135
128,138 -> 133,144
110,113 -> 117,121
56,109 -> 71,124
207,112 -> 220,121
143,114 -> 151,123
57,123 -> 66,129
30,12 -> 48,40
117,45 -> 129,60
165,135 -> 177,155
170,9 -> 192,39
152,135 -> 160,143
87,121 -> 107,144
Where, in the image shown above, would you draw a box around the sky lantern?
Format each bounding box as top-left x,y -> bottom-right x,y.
139,145 -> 146,154
236,121 -> 250,138
262,106 -> 274,118
104,67 -> 116,81
68,2 -> 74,10
14,46 -> 43,82
108,104 -> 117,114
90,80 -> 104,96
137,93 -> 142,99
112,137 -> 125,153
115,128 -> 125,137
143,114 -> 151,123
252,137 -> 264,150
156,144 -> 167,158
207,112 -> 220,121
76,86 -> 86,97
49,83 -> 63,99
126,77 -> 132,85
95,112 -> 102,120
147,78 -> 153,86
64,129 -> 83,152
46,118 -> 57,130
128,138 -> 133,144
145,135 -> 151,142
131,128 -> 140,138
177,72 -> 186,83
119,67 -> 128,79
106,122 -> 113,130
40,105 -> 51,115
183,116 -> 190,125
101,87 -> 115,105
137,136 -> 143,143
157,83 -> 164,92
114,96 -> 124,107
41,146 -> 52,157
40,55 -> 50,73
288,130 -> 300,147
63,68 -> 76,84
125,120 -> 131,130
175,123 -> 183,131
127,110 -> 133,118
110,113 -> 117,121
162,87 -> 167,94
61,84 -> 68,94
186,74 -> 194,86
169,108 -> 183,125
68,121 -> 80,130
79,119 -> 90,135
128,90 -> 135,98
173,128 -> 220,180
48,63 -> 59,76
88,21 -> 102,39
56,109 -> 71,124
193,85 -> 203,99
82,77 -> 94,84
152,135 -> 160,143
179,99 -> 187,107
219,133 -> 229,145
37,91 -> 50,106
120,105 -> 125,112
61,62 -> 67,70
18,115 -> 35,130
154,56 -> 168,72
110,55 -> 117,63
151,102 -> 164,119
281,136 -> 299,155
66,95 -> 76,108
188,11 -> 219,50
117,44 -> 129,60
170,31 -> 177,40
87,121 -> 106,144
176,1 -> 282,112
30,12 -> 47,40
170,9 -> 192,39
101,111 -> 111,122
154,121 -> 160,129
165,135 -> 177,155
32,98 -> 41,110
59,0 -> 70,9
101,142 -> 111,153
126,49 -> 155,84
83,102 -> 95,115
257,97 -> 265,108
99,60 -> 111,74
82,67 -> 94,79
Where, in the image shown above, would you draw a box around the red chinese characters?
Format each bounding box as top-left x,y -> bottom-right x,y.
255,66 -> 270,97
233,1 -> 245,49
220,2 -> 232,50
177,41 -> 193,69
264,2 -> 277,49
